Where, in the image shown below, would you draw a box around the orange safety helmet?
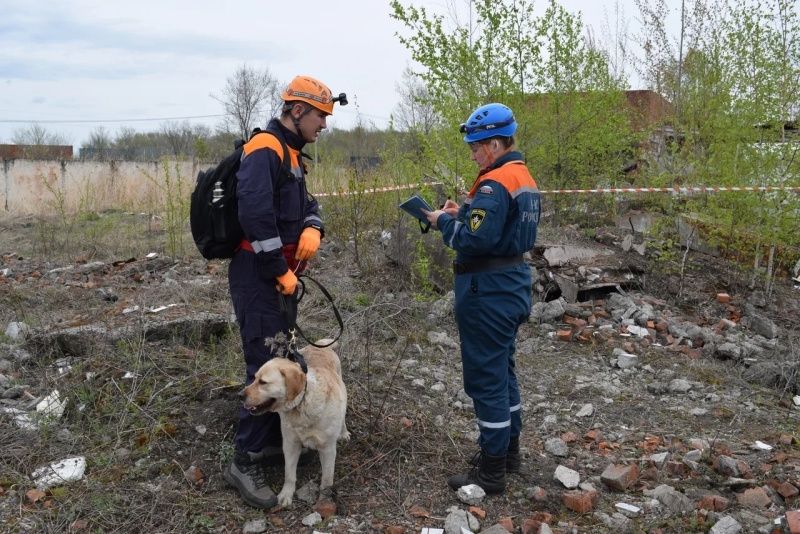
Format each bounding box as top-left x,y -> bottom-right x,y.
282,75 -> 347,115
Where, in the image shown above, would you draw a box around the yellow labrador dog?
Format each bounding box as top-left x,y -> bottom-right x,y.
240,339 -> 349,507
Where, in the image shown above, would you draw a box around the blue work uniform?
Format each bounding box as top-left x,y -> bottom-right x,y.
436,151 -> 540,456
228,118 -> 323,453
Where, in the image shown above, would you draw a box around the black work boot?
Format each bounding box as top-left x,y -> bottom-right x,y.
224,450 -> 277,509
469,436 -> 521,474
448,449 -> 506,495
506,435 -> 521,473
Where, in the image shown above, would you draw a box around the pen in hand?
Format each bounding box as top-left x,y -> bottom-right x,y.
442,199 -> 459,217
422,199 -> 460,230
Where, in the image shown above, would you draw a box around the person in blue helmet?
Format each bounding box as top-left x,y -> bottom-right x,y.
422,103 -> 541,495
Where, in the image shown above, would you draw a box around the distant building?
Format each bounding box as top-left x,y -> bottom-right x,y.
523,88 -> 675,129
756,120 -> 799,141
522,89 -> 676,175
623,89 -> 675,131
0,144 -> 73,160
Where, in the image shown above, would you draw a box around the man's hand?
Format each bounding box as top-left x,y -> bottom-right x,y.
276,270 -> 298,295
295,227 -> 322,260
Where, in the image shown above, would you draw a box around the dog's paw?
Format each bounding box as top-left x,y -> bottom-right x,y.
338,428 -> 351,442
319,485 -> 334,500
277,489 -> 293,507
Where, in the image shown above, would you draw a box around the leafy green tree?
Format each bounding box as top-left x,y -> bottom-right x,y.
391,0 -> 634,223
714,0 -> 800,290
526,2 -> 634,188
635,0 -> 800,291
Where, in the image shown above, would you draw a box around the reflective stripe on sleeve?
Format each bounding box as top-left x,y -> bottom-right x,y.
250,237 -> 283,253
447,221 -> 464,248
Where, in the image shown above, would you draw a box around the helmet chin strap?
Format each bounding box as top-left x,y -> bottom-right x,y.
481,143 -> 496,169
288,103 -> 314,138
481,142 -> 513,169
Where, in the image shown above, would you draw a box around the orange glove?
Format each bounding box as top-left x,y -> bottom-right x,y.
275,270 -> 298,295
295,227 -> 321,261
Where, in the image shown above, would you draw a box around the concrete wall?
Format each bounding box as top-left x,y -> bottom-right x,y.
1,159 -> 202,215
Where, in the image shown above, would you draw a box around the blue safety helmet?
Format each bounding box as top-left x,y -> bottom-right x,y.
459,103 -> 517,143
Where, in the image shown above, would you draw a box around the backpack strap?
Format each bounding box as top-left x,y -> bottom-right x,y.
257,126 -> 294,190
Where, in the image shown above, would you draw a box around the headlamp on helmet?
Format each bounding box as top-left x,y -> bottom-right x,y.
282,75 -> 347,115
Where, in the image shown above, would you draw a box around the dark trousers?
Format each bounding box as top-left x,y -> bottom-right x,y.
228,250 -> 293,453
454,263 -> 531,456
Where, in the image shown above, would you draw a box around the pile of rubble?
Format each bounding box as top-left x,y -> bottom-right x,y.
3,241 -> 800,533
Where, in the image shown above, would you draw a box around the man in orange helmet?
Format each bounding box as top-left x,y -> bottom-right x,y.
224,75 -> 347,509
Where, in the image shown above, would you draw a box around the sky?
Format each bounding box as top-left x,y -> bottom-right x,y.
0,0 -> 667,150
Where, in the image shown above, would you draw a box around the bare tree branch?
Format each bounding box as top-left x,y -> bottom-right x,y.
210,64 -> 281,140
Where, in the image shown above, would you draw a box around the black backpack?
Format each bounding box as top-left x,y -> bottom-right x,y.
190,127 -> 292,260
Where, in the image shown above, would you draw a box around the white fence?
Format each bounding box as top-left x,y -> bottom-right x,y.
0,159 -> 202,215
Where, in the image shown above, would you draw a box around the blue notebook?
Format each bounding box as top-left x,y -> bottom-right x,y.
398,195 -> 433,224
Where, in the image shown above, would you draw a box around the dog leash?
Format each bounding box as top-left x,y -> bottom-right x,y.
277,273 -> 344,374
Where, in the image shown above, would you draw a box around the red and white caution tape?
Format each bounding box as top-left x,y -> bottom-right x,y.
315,183 -> 423,197
540,185 -> 800,194
313,183 -> 800,198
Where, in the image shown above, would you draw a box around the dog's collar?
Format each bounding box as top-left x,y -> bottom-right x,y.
296,374 -> 309,405
288,349 -> 308,374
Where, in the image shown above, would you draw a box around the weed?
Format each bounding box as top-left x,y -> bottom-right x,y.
218,440 -> 235,467
411,238 -> 436,300
190,514 -> 217,533
141,158 -> 191,257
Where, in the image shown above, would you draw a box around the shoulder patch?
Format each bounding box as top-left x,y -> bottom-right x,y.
477,185 -> 494,195
469,209 -> 486,232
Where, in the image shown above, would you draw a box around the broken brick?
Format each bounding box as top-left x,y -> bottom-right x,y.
698,495 -> 731,512
467,506 -> 485,520
497,516 -> 514,532
778,482 -> 799,500
600,463 -> 639,491
556,329 -> 573,341
562,490 -> 598,513
787,510 -> 800,534
665,461 -> 686,477
736,487 -> 772,508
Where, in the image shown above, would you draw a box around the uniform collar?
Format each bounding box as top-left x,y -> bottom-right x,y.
267,118 -> 307,151
489,150 -> 523,170
476,150 -> 524,178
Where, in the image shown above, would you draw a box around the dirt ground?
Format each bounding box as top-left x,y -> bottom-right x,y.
2,212 -> 800,534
